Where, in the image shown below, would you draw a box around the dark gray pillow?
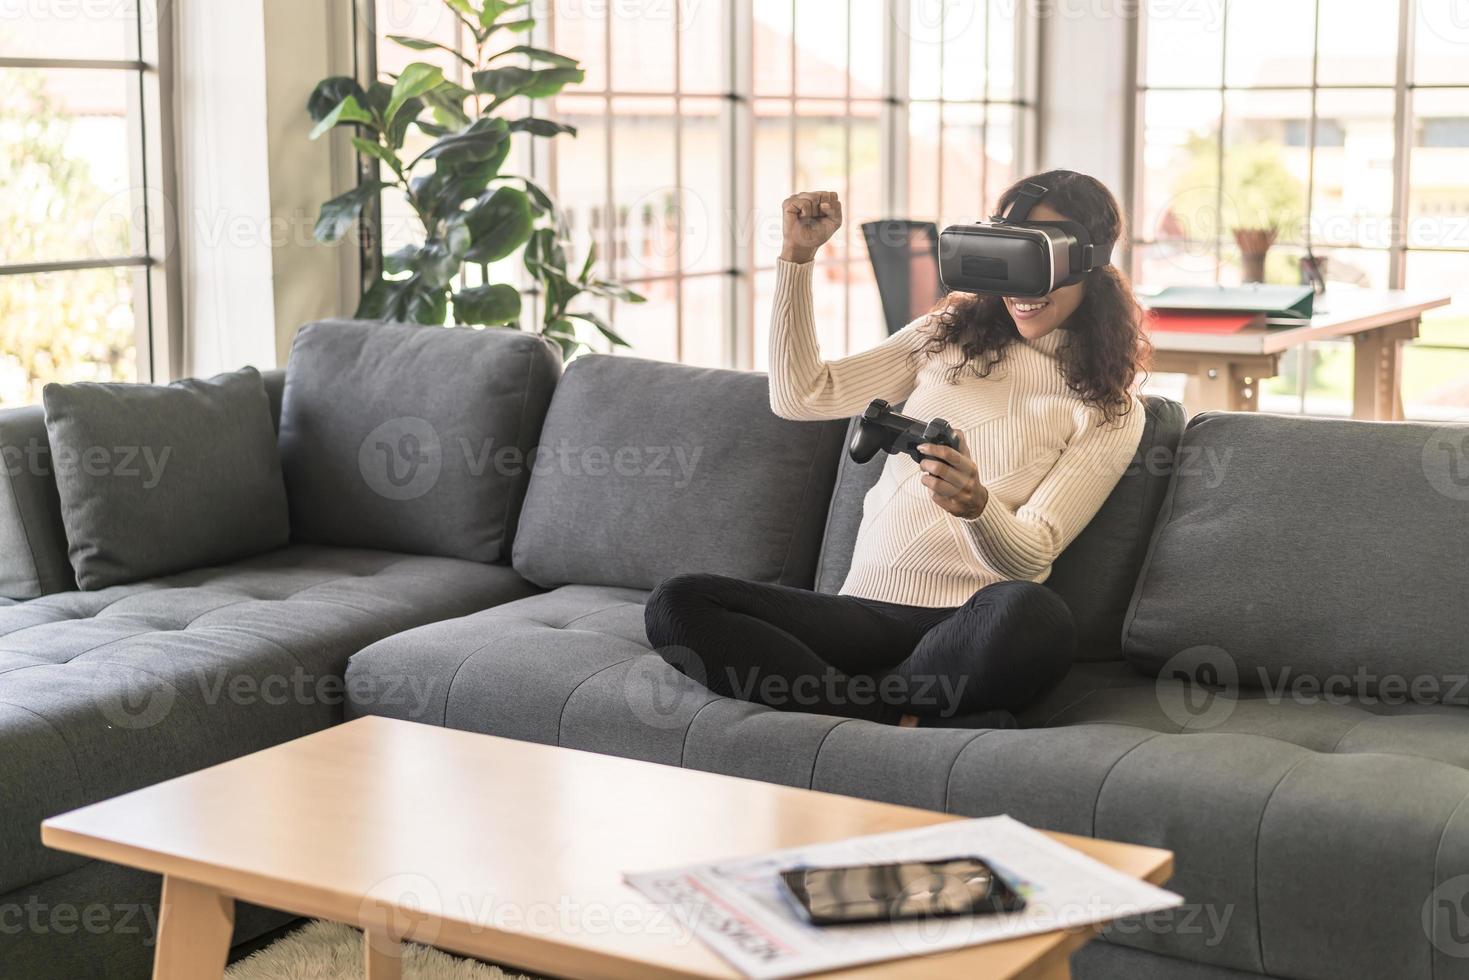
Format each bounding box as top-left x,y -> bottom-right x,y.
815,397 -> 1184,662
42,367 -> 289,590
511,355 -> 847,590
1123,412 -> 1469,699
0,406 -> 74,598
278,319 -> 561,564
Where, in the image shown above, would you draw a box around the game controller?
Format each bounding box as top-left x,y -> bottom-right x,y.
848,399 -> 960,464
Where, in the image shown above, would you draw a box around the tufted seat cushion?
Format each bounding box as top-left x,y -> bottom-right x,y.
0,544 -> 535,897
347,591 -> 1469,980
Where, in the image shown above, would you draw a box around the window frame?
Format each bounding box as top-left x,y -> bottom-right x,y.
368,0 -> 1039,368
0,0 -> 180,385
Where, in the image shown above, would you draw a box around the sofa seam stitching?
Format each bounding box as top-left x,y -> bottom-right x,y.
1429,788 -> 1469,980
1328,715 -> 1374,753
556,657 -> 637,747
679,696 -> 727,767
1089,732 -> 1161,837
807,718 -> 852,789
1039,687 -> 1099,727
943,729 -> 999,812
1251,754 -> 1311,977
439,639 -> 504,727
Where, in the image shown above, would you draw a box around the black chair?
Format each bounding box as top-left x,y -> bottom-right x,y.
861,219 -> 945,335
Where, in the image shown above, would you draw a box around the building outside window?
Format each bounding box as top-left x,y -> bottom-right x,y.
1133,0 -> 1469,418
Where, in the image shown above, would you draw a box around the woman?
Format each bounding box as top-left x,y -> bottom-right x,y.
645,170 -> 1149,728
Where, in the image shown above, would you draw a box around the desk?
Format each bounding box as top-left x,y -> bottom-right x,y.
1145,288 -> 1451,418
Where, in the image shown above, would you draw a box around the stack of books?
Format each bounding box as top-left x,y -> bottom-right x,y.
1141,283 -> 1316,333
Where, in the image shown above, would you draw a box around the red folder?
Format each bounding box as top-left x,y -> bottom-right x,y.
1145,310 -> 1265,334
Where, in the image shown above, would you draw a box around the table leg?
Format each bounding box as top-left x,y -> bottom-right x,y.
1353,318 -> 1419,421
365,930 -> 403,980
152,876 -> 234,980
1153,351 -> 1278,415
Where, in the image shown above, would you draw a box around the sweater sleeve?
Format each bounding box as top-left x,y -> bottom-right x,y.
768,259 -> 931,421
961,399 -> 1147,581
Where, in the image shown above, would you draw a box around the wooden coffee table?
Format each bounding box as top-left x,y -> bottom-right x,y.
42,717 -> 1172,979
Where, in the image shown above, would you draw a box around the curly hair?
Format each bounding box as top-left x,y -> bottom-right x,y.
924,169 -> 1150,424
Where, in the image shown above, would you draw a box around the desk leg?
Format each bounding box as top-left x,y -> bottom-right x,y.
365,931 -> 403,980
1155,352 -> 1278,414
152,876 -> 234,980
1353,319 -> 1419,421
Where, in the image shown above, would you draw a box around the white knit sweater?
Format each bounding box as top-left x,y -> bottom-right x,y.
769,259 -> 1145,608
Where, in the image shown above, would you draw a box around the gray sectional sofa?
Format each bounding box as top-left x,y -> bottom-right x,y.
2,318 -> 1467,980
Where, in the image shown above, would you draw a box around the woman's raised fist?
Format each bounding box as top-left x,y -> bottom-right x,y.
780,191 -> 843,263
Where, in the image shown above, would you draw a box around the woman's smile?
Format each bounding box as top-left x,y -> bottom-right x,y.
1006,298 -> 1051,321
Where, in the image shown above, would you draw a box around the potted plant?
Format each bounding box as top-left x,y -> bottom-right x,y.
304,0 -> 641,358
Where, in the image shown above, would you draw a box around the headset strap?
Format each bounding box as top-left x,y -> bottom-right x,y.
994,181 -> 1114,271
996,181 -> 1049,223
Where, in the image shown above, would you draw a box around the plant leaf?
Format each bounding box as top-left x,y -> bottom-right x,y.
351,137 -> 402,175
385,63 -> 444,128
478,0 -> 527,26
488,45 -> 578,68
309,94 -> 374,140
494,17 -> 536,33
307,77 -> 367,123
567,310 -> 630,347
585,281 -> 647,303
453,283 -> 522,325
471,66 -> 585,105
385,97 -> 425,149
314,180 -> 386,242
463,187 -> 534,263
507,117 -> 577,138
383,245 -> 420,276
387,34 -> 475,68
415,117 -> 510,168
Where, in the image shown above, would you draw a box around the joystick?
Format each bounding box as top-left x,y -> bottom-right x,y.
848,399 -> 960,464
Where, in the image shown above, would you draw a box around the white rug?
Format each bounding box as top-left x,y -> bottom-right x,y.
226,920 -> 536,980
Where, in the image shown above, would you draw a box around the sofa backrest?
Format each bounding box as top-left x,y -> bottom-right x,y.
0,370 -> 289,602
511,354 -> 847,591
1123,411 -> 1469,701
816,395 -> 1185,661
279,320 -> 560,565
0,405 -> 74,599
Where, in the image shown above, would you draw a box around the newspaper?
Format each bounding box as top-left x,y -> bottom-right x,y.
624,815 -> 1181,979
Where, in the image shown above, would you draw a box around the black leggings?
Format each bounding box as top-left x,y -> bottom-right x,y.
643,574 -> 1076,722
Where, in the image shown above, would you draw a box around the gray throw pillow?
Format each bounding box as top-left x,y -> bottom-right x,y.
42,367 -> 290,590
278,319 -> 561,564
511,354 -> 847,590
1123,412 -> 1469,700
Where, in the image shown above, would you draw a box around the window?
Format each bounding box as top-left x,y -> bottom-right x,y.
373,0 -> 1036,369
0,1 -> 172,406
1133,0 -> 1469,418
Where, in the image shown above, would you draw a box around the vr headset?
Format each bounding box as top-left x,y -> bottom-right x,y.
938,182 -> 1113,298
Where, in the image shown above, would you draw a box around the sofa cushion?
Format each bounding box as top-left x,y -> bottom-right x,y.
42,367 -> 289,590
510,355 -> 847,590
817,395 -> 1184,660
0,406 -> 73,600
0,544 -> 535,896
1123,412 -> 1469,698
279,320 -> 561,564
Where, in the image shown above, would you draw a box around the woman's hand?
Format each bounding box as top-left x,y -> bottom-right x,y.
780,191 -> 842,264
918,431 -> 990,520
